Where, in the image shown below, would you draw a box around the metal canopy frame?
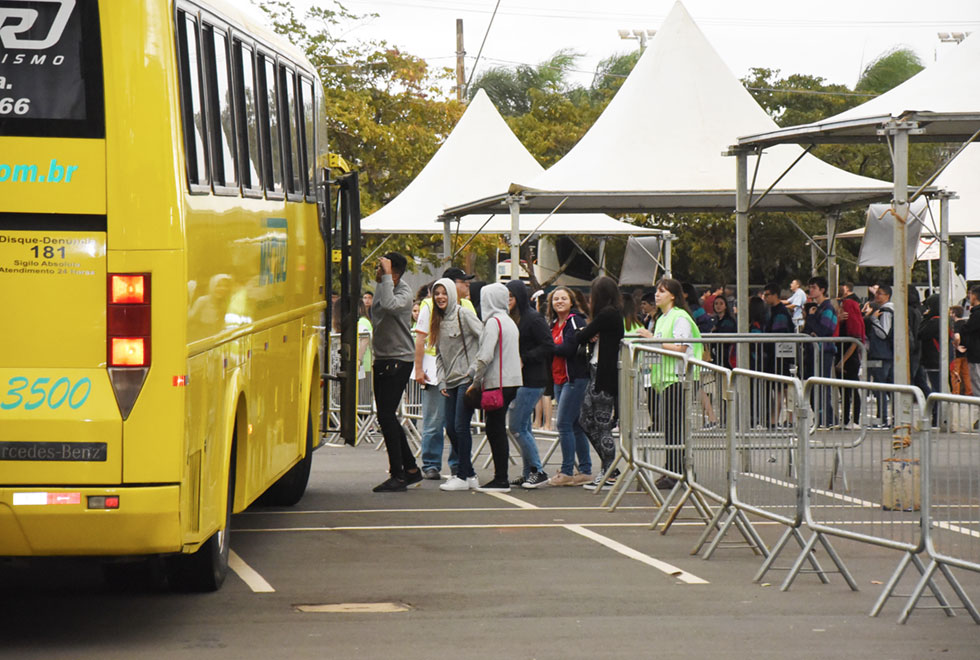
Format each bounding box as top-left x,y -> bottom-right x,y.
731,112 -> 980,389
442,179 -> 896,284
438,195 -> 670,283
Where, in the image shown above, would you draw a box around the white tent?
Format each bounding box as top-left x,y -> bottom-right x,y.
741,32 -> 980,235
445,1 -> 893,218
359,89 -> 654,237
734,34 -> 980,390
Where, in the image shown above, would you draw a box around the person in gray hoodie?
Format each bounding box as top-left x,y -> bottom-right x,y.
429,278 -> 484,492
370,252 -> 422,492
465,283 -> 523,492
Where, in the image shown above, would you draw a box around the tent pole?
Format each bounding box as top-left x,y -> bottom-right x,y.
599,238 -> 607,277
939,192 -> 952,397
443,219 -> 453,266
735,150 -> 750,347
508,195 -> 522,281
890,123 -> 911,388
826,213 -> 838,299
664,231 -> 673,280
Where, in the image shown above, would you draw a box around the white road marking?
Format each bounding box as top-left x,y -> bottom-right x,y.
483,492 -> 538,509
565,525 -> 709,585
229,549 -> 275,593
240,505 -> 658,515
237,522 -> 656,532
484,492 -> 709,584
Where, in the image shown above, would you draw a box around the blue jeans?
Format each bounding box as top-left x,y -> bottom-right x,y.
508,386 -> 545,479
443,382 -> 476,479
555,378 -> 592,477
420,384 -> 457,473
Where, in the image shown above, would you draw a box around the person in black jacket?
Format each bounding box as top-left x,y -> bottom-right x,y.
576,277 -> 624,489
506,281 -> 555,488
954,285 -> 980,396
539,287 -> 594,488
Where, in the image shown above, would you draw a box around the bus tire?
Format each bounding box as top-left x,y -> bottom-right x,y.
264,406 -> 314,506
168,446 -> 235,592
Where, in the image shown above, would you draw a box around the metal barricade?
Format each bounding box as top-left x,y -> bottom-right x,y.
602,342 -> 675,513
684,360 -> 768,558
700,369 -> 806,565
899,394 -> 980,624
748,373 -> 858,589
790,379 -> 931,600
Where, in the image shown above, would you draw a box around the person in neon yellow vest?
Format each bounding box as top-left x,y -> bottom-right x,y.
651,278 -> 703,490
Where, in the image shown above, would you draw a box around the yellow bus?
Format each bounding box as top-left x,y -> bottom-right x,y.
0,0 -> 328,590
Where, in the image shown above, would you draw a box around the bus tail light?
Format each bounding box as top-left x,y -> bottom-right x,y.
107,273 -> 151,420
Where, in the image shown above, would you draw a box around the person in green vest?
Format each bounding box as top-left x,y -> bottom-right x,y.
650,278 -> 703,490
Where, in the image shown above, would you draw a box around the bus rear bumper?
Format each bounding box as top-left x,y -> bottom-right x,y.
0,485 -> 181,556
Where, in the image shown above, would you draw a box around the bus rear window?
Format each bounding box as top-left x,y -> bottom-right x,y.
0,0 -> 104,138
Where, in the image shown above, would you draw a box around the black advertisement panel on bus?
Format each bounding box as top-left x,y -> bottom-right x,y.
0,0 -> 104,137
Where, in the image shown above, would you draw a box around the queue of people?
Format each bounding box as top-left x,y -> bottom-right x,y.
365,255 -> 968,493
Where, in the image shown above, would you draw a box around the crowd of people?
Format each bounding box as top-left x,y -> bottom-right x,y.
357,252 -> 971,493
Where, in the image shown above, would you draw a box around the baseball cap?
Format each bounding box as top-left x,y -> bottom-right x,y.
442,267 -> 475,281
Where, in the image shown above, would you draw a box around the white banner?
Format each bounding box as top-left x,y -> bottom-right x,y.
857,199 -> 928,267
966,237 -> 980,281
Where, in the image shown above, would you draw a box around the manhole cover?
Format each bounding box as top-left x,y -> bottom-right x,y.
294,602 -> 412,613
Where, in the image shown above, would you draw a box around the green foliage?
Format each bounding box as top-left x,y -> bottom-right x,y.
856,48 -> 925,94
468,50 -> 581,115
742,67 -> 862,127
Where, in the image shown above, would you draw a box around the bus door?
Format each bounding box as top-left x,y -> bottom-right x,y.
320,168 -> 360,445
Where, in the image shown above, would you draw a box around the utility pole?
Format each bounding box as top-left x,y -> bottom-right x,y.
455,19 -> 465,101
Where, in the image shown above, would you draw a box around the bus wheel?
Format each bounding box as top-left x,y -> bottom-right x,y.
168,452 -> 235,592
264,406 -> 314,506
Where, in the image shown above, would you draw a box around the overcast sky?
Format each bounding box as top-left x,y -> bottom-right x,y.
272,0 -> 980,91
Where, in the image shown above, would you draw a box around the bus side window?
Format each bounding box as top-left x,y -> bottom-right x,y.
299,76 -> 316,201
176,11 -> 209,189
258,53 -> 284,196
281,65 -> 302,198
234,40 -> 263,194
202,24 -> 238,192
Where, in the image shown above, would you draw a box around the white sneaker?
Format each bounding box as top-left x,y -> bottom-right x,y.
466,476 -> 480,489
440,476 -> 471,491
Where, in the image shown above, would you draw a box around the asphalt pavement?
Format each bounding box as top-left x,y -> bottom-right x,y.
1,438 -> 978,660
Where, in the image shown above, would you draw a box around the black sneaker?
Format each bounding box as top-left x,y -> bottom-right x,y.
422,468 -> 441,480
511,476 -> 527,487
476,478 -> 511,493
373,477 -> 407,492
404,469 -> 424,486
522,470 -> 549,489
583,468 -> 619,491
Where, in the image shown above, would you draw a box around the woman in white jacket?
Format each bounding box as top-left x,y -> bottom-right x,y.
430,278 -> 485,492
466,283 -> 523,492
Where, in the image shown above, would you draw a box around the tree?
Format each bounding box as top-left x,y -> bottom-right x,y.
467,50 -> 580,115
856,48 -> 924,94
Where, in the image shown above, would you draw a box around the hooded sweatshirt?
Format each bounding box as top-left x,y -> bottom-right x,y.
432,278 -> 484,391
371,273 -> 414,361
468,283 -> 523,389
506,281 -> 555,388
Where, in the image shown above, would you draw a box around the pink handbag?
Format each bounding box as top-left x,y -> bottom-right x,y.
481,318 -> 505,411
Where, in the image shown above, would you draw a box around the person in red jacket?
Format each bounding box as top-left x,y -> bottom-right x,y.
837,282 -> 866,429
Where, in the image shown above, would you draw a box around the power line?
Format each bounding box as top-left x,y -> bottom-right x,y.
339,0 -> 980,29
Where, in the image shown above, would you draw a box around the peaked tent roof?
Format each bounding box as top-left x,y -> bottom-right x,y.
445,1 -> 893,218
738,32 -> 980,146
360,89 -> 655,235
738,34 -> 980,234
